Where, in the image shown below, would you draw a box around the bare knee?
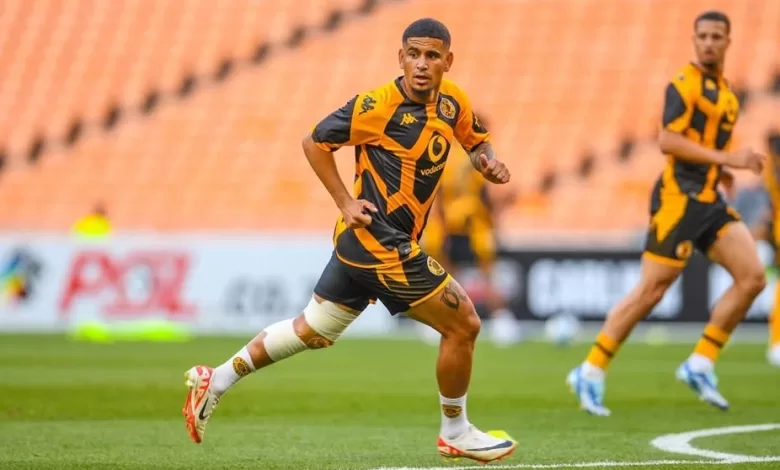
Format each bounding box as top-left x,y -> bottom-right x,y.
441,307 -> 482,342
637,278 -> 673,307
735,269 -> 767,298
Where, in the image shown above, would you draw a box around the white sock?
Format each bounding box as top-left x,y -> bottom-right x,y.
581,361 -> 605,380
687,353 -> 714,373
440,393 -> 470,439
211,346 -> 256,396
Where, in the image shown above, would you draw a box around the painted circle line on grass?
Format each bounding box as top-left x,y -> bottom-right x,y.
373,423 -> 780,469
650,423 -> 780,462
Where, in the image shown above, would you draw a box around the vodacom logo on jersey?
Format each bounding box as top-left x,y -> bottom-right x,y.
419,133 -> 451,176
420,161 -> 447,176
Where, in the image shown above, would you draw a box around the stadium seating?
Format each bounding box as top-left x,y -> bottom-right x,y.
0,0 -> 777,236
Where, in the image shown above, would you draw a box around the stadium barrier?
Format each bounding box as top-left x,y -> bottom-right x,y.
498,246 -> 775,323
0,234 -> 773,334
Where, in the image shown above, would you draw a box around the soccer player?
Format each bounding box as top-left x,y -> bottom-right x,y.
761,131 -> 780,366
423,137 -> 520,346
566,10 -> 767,416
182,18 -> 517,463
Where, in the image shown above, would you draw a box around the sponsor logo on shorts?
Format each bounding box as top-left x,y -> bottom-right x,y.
442,404 -> 462,418
676,240 -> 693,260
232,357 -> 252,377
427,256 -> 446,276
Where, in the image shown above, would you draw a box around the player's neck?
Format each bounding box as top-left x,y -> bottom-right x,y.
693,60 -> 723,77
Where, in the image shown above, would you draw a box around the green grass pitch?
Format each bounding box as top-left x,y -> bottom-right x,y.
1,334 -> 779,469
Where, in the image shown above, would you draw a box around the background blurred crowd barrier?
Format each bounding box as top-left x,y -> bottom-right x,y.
1,234 -> 775,335
0,0 -> 777,336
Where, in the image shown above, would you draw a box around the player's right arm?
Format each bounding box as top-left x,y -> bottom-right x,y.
658,76 -> 764,173
303,94 -> 380,228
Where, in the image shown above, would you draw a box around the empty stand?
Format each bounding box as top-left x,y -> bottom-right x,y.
0,0 -> 777,235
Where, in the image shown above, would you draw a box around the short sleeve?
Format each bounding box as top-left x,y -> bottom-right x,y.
662,75 -> 696,133
453,90 -> 490,152
311,93 -> 382,151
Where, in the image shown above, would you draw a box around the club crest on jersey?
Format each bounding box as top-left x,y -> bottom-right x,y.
676,240 -> 693,260
427,256 -> 445,276
439,97 -> 456,119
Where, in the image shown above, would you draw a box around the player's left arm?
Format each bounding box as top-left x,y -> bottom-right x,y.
452,92 -> 510,184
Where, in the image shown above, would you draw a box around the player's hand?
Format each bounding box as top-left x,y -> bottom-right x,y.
719,168 -> 735,189
729,147 -> 766,175
340,199 -> 378,229
478,154 -> 511,184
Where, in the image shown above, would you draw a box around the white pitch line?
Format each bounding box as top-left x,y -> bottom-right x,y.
650,423 -> 780,462
373,456 -> 780,470
375,422 -> 780,470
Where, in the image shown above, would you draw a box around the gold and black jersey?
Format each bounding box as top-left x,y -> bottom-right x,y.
765,139 -> 780,209
311,77 -> 489,267
659,62 -> 740,203
437,148 -> 492,236
764,136 -> 780,248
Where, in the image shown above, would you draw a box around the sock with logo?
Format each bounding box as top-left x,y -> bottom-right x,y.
440,393 -> 470,440
691,324 -> 730,368
583,332 -> 621,378
211,346 -> 256,396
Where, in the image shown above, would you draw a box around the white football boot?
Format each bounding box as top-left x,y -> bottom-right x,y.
768,345 -> 780,367
675,360 -> 729,411
182,365 -> 220,443
437,425 -> 516,463
566,365 -> 611,416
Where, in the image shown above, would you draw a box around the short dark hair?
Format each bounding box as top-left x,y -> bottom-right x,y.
695,10 -> 731,34
402,18 -> 451,48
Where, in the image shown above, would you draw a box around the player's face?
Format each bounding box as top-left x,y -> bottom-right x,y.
398,37 -> 453,101
693,20 -> 730,71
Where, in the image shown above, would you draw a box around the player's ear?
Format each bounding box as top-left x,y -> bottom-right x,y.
444,51 -> 454,72
398,48 -> 404,69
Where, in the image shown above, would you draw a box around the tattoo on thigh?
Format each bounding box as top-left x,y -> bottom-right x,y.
441,283 -> 464,310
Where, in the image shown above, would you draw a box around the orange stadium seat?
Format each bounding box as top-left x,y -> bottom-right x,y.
0,0 -> 777,236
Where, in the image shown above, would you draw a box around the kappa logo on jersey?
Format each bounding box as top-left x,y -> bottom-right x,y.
400,113 -> 418,126
359,95 -> 376,115
427,256 -> 446,276
439,97 -> 456,119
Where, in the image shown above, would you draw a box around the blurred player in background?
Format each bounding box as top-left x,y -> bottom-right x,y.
567,10 -> 767,416
182,18 -> 517,463
761,131 -> 780,366
422,115 -> 520,346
